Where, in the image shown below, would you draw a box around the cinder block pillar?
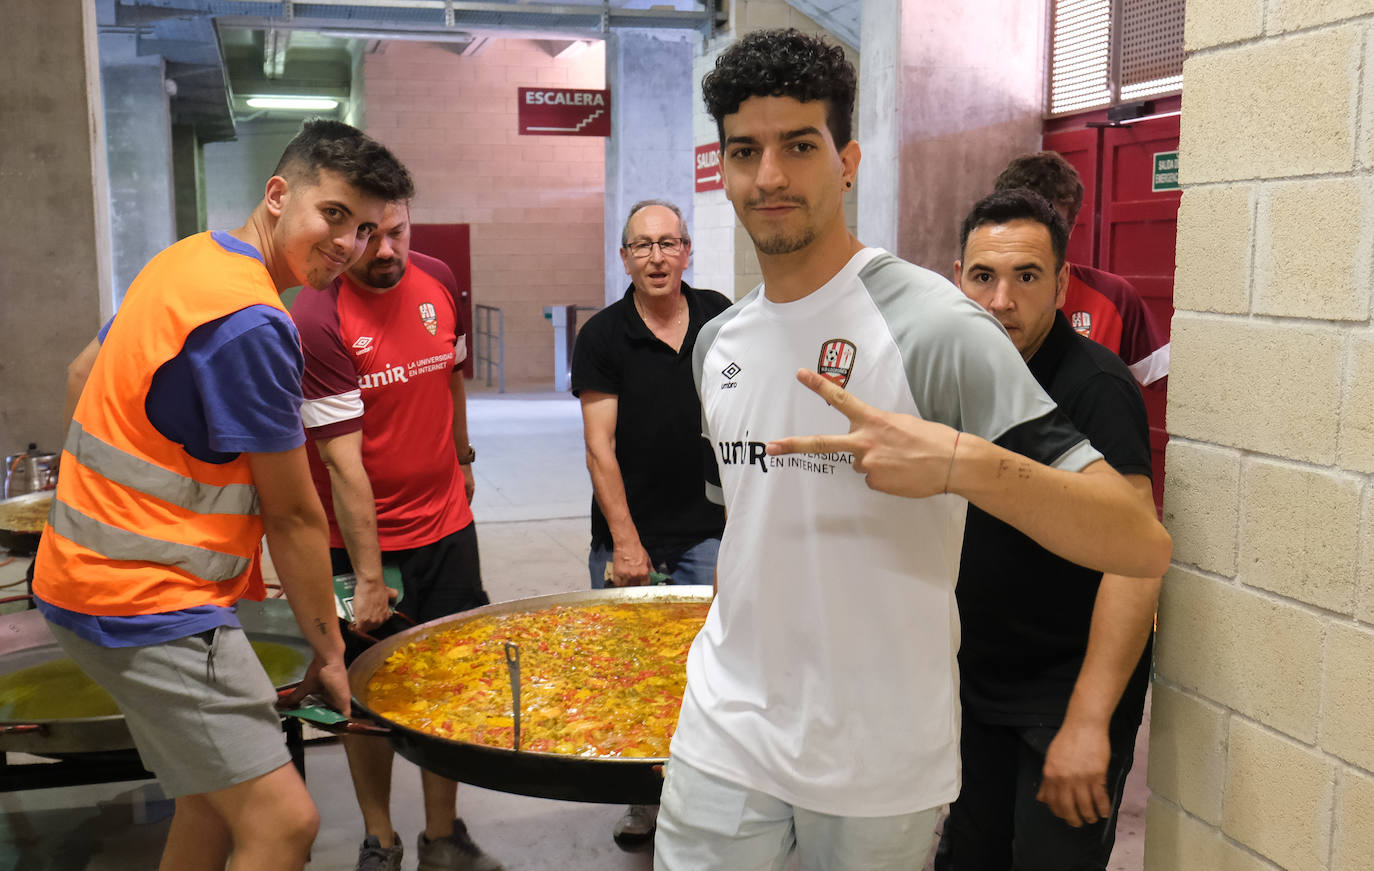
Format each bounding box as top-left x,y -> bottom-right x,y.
1150,2 -> 1374,869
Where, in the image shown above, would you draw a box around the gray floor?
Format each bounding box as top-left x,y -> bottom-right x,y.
0,388 -> 1148,870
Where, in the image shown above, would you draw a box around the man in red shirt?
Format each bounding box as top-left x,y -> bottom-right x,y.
292,201 -> 502,871
994,152 -> 1169,387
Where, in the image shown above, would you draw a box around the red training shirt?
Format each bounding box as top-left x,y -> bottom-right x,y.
292,251 -> 472,550
1063,263 -> 1169,386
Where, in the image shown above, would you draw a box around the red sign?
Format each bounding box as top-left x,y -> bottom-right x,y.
518,88 -> 611,137
695,143 -> 723,192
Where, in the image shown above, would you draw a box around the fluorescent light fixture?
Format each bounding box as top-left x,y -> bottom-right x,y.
245,96 -> 340,111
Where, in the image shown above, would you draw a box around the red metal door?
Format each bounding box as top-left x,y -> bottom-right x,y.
1044,116 -> 1181,510
1100,117 -> 1180,510
410,223 -> 475,378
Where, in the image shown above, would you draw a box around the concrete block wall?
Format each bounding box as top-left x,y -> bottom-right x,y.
204,119 -> 300,235
691,0 -> 858,301
1150,4 -> 1374,869
0,0 -> 110,458
365,39 -> 607,388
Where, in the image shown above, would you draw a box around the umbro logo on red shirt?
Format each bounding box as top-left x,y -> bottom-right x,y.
352,336 -> 375,355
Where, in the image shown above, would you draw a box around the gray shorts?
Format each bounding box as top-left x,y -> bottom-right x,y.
48,622 -> 292,798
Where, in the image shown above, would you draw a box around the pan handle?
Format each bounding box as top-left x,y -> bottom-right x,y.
290,714 -> 391,737
275,685 -> 391,737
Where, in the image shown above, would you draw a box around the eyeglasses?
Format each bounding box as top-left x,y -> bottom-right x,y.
625,237 -> 687,259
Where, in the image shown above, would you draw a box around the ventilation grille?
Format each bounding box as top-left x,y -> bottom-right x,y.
1120,0 -> 1185,99
1050,0 -> 1113,114
1049,0 -> 1185,115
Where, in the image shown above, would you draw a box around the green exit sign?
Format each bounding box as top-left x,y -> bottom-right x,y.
1152,151 -> 1180,192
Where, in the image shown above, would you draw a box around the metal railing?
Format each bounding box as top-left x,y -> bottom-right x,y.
474,304 -> 505,393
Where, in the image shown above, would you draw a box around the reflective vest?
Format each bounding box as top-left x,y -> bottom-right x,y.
34,233 -> 290,616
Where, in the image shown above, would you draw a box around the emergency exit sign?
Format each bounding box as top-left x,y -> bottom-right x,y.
695,143 -> 723,192
1152,151 -> 1180,192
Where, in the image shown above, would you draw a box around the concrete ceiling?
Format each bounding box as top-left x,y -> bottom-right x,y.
104,0 -> 719,141
100,0 -> 240,141
102,1 -> 866,141
785,0 -> 859,49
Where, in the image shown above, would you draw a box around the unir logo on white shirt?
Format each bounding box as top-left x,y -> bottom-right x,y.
718,437 -> 769,473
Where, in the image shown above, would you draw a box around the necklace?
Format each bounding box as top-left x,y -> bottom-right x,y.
635,293 -> 686,331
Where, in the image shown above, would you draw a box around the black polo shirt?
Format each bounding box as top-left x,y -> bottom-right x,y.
957,311 -> 1154,740
571,282 -> 731,551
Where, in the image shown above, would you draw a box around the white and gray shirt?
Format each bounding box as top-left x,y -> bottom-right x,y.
675,247 -> 1101,816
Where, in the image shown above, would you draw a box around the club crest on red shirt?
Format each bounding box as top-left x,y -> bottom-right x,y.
418,302 -> 438,336
1070,310 -> 1092,337
817,339 -> 857,388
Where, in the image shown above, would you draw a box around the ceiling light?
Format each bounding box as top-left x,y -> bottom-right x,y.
245,96 -> 340,111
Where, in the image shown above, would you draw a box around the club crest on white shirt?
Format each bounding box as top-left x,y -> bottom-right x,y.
817,339 -> 856,388
419,302 -> 438,336
1070,310 -> 1092,337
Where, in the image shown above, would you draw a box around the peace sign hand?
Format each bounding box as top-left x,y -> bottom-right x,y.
765,369 -> 962,499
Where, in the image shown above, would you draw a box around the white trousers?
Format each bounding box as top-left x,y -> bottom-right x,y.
654,756 -> 940,871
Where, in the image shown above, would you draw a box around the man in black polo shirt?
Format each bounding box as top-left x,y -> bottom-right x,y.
569,198 -> 730,847
934,189 -> 1160,871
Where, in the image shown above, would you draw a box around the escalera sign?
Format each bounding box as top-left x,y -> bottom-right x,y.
518,88 -> 612,137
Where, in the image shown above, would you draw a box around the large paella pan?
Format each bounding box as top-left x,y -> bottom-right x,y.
0,597 -> 313,757
347,585 -> 712,805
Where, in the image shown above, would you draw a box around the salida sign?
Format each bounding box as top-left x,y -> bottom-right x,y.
695,143 -> 723,192
518,88 -> 611,137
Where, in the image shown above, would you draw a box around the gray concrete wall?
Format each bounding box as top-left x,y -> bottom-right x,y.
204,119 -> 301,233
887,0 -> 1049,274
171,124 -> 206,239
103,59 -> 177,305
603,29 -> 697,305
0,1 -> 111,457
857,0 -> 899,254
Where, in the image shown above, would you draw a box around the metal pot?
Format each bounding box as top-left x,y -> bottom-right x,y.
346,585 -> 712,805
0,597 -> 312,756
4,445 -> 57,500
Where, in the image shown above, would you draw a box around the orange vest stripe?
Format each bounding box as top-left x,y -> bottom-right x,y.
34,233 -> 290,616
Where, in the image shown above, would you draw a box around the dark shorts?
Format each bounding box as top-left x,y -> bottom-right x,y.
331,522 -> 489,666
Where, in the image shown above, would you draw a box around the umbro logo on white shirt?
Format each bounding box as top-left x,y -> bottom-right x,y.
721,362 -> 741,389
352,336 -> 375,355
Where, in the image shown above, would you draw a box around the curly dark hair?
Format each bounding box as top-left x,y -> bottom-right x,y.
701,28 -> 857,148
273,119 -> 414,202
959,188 -> 1070,269
993,152 -> 1084,226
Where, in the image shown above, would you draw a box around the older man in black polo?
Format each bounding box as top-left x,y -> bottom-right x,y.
570,198 -> 731,847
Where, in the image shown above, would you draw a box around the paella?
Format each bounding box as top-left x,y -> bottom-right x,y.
366,600 -> 710,758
